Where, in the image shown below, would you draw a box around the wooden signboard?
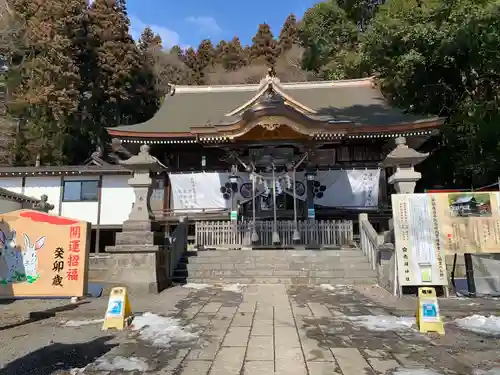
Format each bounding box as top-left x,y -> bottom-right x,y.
0,209 -> 90,298
392,191 -> 500,288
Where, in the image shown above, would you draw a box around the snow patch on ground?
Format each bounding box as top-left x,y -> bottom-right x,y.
474,368 -> 500,375
454,315 -> 500,336
392,368 -> 443,375
222,283 -> 246,293
94,356 -> 149,372
130,312 -> 199,348
69,368 -> 86,375
319,284 -> 351,294
347,315 -> 416,332
182,283 -> 211,290
62,318 -> 104,327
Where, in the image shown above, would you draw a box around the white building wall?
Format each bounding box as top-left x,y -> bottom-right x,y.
0,177 -> 23,194
61,201 -> 99,224
100,175 -> 134,225
24,176 -> 62,215
60,175 -> 100,224
0,173 -> 133,226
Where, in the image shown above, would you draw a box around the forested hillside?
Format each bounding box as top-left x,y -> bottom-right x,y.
0,0 -> 499,190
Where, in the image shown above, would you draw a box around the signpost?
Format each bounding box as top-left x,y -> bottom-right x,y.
0,210 -> 90,298
230,210 -> 238,221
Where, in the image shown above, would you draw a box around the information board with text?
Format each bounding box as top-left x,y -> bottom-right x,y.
392,192 -> 500,286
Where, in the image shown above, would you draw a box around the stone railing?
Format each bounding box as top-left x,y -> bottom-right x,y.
359,213 -> 398,295
359,213 -> 381,270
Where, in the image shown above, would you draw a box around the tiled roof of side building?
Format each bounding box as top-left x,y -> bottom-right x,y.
0,187 -> 42,203
108,77 -> 442,135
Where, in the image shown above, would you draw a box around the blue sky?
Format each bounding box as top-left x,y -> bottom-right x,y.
124,0 -> 317,49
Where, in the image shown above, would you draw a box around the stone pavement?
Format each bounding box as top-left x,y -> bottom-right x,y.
1,284 -> 500,375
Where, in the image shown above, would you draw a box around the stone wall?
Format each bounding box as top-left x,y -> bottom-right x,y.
89,252 -> 167,295
376,244 -> 396,295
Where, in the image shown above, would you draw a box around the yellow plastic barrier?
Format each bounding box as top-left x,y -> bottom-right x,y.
102,287 -> 132,330
416,287 -> 445,335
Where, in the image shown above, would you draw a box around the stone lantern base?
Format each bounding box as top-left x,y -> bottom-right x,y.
98,220 -> 166,295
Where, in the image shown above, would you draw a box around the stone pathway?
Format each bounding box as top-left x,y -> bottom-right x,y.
1,284 -> 500,375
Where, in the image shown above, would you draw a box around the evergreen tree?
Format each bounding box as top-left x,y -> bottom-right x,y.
182,47 -> 198,70
299,1 -> 358,72
250,23 -> 279,67
183,46 -> 204,84
196,39 -> 215,70
278,13 -> 298,53
85,0 -> 157,145
214,40 -> 227,63
138,26 -> 162,56
8,0 -> 87,165
222,36 -> 245,71
138,26 -> 163,95
169,45 -> 183,58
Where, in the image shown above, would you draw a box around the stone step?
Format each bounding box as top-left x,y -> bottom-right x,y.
172,249 -> 375,286
179,277 -> 378,285
180,262 -> 374,271
180,254 -> 368,268
192,249 -> 362,257
175,268 -> 376,278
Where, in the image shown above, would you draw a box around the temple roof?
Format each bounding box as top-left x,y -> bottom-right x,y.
107,73 -> 444,139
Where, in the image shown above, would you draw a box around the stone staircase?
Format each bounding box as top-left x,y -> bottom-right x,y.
173,248 -> 377,285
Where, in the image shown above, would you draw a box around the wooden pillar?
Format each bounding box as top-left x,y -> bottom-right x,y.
305,170 -> 319,249
95,175 -> 103,253
163,172 -> 171,217
380,167 -> 389,206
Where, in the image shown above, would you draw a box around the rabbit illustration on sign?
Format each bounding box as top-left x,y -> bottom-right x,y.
0,230 -> 46,284
0,230 -> 22,284
22,233 -> 46,283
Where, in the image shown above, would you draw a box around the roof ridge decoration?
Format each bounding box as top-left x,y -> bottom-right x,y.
225,68 -> 317,117
171,76 -> 374,93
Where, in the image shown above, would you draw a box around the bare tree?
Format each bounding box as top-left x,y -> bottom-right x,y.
274,45 -> 315,82
205,63 -> 268,85
206,45 -> 316,85
154,51 -> 195,91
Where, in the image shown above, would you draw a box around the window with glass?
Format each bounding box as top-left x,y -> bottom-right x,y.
62,180 -> 99,202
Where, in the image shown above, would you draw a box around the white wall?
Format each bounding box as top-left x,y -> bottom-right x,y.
24,176 -> 62,215
0,177 -> 23,194
100,175 -> 134,225
0,173 -> 134,226
60,175 -> 99,225
61,201 -> 99,225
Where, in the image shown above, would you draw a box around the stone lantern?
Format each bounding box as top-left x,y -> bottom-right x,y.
103,144 -> 170,294
380,136 -> 429,194
120,144 -> 163,222
108,144 -> 164,251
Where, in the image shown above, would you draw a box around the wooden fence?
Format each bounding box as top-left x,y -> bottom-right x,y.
195,220 -> 354,249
